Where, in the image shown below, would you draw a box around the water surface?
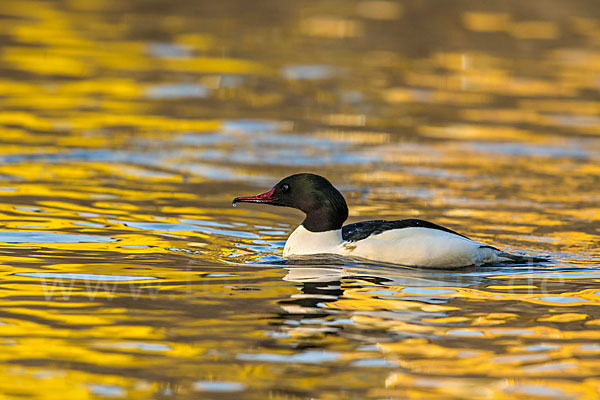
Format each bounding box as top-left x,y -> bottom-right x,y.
0,0 -> 599,398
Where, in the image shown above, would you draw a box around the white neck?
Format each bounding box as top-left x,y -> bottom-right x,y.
283,225 -> 343,257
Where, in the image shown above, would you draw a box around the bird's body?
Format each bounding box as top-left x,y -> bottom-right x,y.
283,223 -> 510,268
233,173 -> 530,269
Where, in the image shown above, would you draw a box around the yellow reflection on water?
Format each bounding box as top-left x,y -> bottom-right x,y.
0,0 -> 598,398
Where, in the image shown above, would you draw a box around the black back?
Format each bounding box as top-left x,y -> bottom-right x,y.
342,218 -> 470,242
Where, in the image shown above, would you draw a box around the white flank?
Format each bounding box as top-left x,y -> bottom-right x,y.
283,225 -> 509,268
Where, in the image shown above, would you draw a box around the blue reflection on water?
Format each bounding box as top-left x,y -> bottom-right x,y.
145,83 -> 209,99
505,384 -> 564,397
106,342 -> 172,352
351,358 -> 398,368
281,64 -> 337,80
237,350 -> 339,363
468,142 -> 590,158
0,231 -> 115,243
88,384 -> 126,397
115,220 -> 260,239
447,329 -> 484,337
223,120 -> 284,133
400,288 -> 457,295
538,296 -> 585,303
15,273 -> 158,281
193,381 -> 246,392
147,42 -> 192,58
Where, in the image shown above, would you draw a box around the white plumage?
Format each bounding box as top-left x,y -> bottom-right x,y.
283,225 -> 510,268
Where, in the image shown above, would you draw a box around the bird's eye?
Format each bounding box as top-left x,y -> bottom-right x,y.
281,184 -> 289,192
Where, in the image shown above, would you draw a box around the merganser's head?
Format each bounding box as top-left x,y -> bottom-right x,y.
233,173 -> 348,232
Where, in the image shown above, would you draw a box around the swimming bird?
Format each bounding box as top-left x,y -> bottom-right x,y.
233,173 -> 532,268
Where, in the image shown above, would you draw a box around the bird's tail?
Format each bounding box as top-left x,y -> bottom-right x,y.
496,252 -> 548,265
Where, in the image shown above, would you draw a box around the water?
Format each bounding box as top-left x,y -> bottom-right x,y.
0,0 -> 599,398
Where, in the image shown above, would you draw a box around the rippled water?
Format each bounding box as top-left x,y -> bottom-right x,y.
0,0 -> 599,398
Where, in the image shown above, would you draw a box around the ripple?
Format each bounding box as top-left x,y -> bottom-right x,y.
0,231 -> 115,243
468,142 -> 589,159
15,273 -> 158,281
447,329 -> 485,337
538,296 -> 585,304
223,120 -> 285,133
115,220 -> 260,238
505,384 -> 565,397
145,83 -> 209,99
237,350 -> 340,364
351,358 -> 398,368
193,381 -> 246,392
400,288 -> 457,295
96,342 -> 172,352
522,362 -> 578,373
72,222 -> 106,227
525,344 -> 560,352
147,42 -> 192,58
282,64 -> 337,80
88,384 -> 126,397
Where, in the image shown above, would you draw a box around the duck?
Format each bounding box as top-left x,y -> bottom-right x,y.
233,173 -> 534,269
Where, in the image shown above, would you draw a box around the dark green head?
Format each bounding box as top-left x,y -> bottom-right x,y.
233,173 -> 348,232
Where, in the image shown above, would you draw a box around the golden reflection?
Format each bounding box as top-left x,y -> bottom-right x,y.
338,284 -> 600,307
3,47 -> 92,76
300,16 -> 363,38
464,12 -> 559,39
356,1 -> 402,20
0,0 -> 598,398
510,21 -> 559,39
463,12 -> 511,32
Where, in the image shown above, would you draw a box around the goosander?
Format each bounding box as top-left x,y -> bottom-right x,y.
233,173 -> 532,269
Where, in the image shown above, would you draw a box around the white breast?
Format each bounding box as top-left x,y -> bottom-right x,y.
283,225 -> 342,257
283,225 -> 508,268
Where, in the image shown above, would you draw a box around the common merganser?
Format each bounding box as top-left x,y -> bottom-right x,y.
233,173 -> 533,269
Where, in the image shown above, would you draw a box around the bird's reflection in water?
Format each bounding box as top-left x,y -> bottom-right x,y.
271,255 -> 493,340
